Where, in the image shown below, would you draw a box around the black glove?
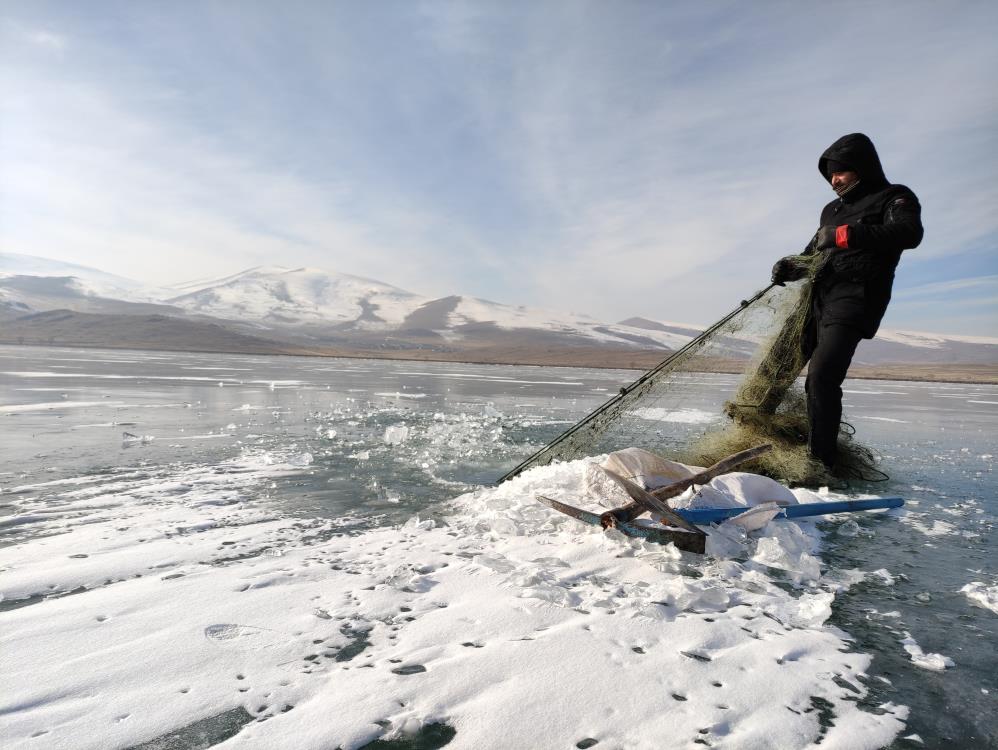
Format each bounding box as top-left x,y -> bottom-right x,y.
813,225 -> 838,251
771,256 -> 808,286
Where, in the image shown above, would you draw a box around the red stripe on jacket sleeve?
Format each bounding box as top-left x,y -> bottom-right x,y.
835,224 -> 849,248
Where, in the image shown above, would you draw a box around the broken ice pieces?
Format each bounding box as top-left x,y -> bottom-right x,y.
383,425 -> 410,446
121,432 -> 155,446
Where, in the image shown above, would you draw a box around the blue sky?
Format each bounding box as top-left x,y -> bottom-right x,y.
1,1 -> 996,335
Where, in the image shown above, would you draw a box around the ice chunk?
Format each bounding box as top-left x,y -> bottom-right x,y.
960,581 -> 998,613
752,522 -> 821,583
705,522 -> 748,558
401,515 -> 435,531
899,631 -> 954,670
869,569 -> 896,586
837,519 -> 861,537
790,591 -> 835,628
383,425 -> 410,446
384,564 -> 422,589
724,502 -> 782,531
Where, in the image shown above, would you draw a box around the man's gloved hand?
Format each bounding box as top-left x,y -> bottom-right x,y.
771,256 -> 808,286
813,225 -> 839,251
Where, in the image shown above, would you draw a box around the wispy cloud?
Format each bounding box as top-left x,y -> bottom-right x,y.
1,2 -> 996,335
894,275 -> 998,299
26,28 -> 65,50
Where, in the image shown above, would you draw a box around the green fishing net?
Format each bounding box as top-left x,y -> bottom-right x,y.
502,252 -> 883,486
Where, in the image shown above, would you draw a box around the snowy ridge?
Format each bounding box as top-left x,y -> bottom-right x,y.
0,450 -> 910,749
3,254 -> 996,361
448,296 -> 689,347
628,315 -> 998,351
874,329 -> 998,348
166,266 -> 424,328
164,265 -> 691,348
0,252 -> 167,303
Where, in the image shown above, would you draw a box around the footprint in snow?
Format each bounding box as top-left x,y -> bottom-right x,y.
204,624 -> 278,648
391,664 -> 426,675
680,650 -> 713,662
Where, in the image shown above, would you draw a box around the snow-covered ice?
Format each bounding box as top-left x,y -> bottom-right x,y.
0,452 -> 910,749
898,632 -> 955,671
960,582 -> 998,614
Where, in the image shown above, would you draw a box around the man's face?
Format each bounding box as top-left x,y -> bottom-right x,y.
830,170 -> 860,191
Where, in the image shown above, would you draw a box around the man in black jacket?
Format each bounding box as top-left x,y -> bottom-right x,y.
772,133 -> 923,470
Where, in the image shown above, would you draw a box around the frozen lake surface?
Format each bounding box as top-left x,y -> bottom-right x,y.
1,345 -> 995,749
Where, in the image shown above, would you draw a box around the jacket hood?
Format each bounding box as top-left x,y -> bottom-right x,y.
818,133 -> 888,186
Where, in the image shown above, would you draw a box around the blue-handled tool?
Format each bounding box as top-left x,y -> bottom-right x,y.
675,496 -> 904,524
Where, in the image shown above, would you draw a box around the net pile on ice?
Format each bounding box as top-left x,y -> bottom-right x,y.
502,253 -> 881,485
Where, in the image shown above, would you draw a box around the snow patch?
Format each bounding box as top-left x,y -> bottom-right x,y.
960,582 -> 998,614
0,456 -> 910,750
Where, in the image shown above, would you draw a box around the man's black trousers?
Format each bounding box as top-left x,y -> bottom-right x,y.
803,323 -> 864,468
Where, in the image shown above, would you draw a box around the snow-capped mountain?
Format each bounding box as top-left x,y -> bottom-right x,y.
622,316 -> 998,365
0,252 -> 166,302
166,266 -> 423,329
2,253 -> 996,366
163,265 -> 679,349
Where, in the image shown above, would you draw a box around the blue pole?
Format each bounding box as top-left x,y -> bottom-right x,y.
675,496 -> 904,524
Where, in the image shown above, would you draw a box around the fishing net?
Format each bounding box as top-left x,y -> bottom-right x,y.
501,252 -> 883,486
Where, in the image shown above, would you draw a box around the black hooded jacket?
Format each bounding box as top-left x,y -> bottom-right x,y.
808,133 -> 923,338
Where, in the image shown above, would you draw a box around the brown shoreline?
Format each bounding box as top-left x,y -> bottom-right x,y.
3,338 -> 997,385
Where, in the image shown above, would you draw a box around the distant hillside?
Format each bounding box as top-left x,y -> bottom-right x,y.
0,310 -> 306,355
0,275 -> 181,318
2,253 -> 996,378
0,252 -> 165,301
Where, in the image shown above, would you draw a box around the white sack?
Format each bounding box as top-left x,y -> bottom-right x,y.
585,447 -> 702,508
689,472 -> 799,510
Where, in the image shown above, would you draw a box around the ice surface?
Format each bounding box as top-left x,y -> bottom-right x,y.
630,407 -> 718,424
0,455 -> 909,750
0,400 -> 126,413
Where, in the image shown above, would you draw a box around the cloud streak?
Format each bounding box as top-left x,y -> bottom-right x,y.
1,1 -> 996,335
